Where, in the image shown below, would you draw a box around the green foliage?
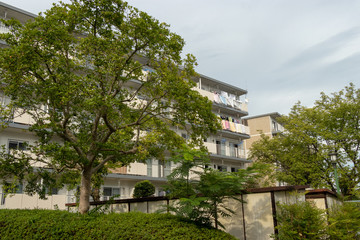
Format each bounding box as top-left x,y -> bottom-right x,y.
250,83 -> 360,196
0,0 -> 220,213
274,200 -> 360,240
165,145 -> 209,198
327,202 -> 360,240
165,147 -> 257,229
273,201 -> 327,240
0,209 -> 236,239
133,180 -> 155,198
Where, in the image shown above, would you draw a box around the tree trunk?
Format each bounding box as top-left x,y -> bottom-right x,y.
214,203 -> 218,229
79,168 -> 92,214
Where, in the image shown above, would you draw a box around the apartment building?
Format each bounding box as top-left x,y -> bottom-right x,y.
0,2 -> 250,210
242,112 -> 284,153
242,112 -> 284,178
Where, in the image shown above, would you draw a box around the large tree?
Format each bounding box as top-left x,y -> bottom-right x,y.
0,0 -> 219,213
250,84 -> 360,196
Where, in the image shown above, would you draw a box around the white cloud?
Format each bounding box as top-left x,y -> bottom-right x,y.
3,0 -> 360,116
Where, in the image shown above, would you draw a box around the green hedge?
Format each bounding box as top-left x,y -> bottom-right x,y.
133,180 -> 155,198
0,209 -> 236,240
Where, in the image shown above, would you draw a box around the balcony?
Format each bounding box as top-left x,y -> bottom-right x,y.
212,102 -> 248,116
196,88 -> 214,102
271,123 -> 284,135
219,129 -> 250,140
0,22 -> 10,34
219,119 -> 250,136
194,88 -> 248,116
204,142 -> 250,163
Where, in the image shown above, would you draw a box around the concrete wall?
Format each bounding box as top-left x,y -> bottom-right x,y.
1,185 -> 339,239
242,192 -> 274,240
65,186 -> 333,240
0,193 -> 69,210
247,116 -> 271,136
305,189 -> 341,210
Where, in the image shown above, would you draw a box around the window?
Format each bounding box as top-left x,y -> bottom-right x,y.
0,95 -> 6,107
3,182 -> 23,194
230,142 -> 239,157
272,120 -> 278,132
103,187 -> 112,197
112,188 -> 120,196
146,159 -> 152,177
222,139 -> 226,155
46,187 -> 58,195
217,165 -> 227,172
103,187 -> 120,198
164,161 -> 171,177
216,139 -> 226,155
15,183 -> 23,193
8,140 -> 28,151
238,141 -> 244,150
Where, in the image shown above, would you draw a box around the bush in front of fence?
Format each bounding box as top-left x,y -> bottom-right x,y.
0,209 -> 236,239
133,180 -> 156,198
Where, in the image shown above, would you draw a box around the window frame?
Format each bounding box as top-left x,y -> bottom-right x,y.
8,139 -> 28,151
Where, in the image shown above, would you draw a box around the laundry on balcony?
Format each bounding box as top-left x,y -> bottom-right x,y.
219,95 -> 227,105
221,120 -> 227,130
233,99 -> 242,110
229,122 -> 236,132
225,120 -> 230,129
218,115 -> 248,135
213,91 -> 245,111
213,93 -> 221,104
227,93 -> 237,108
235,123 -> 242,132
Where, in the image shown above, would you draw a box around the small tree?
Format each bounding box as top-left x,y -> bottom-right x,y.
328,202 -> 360,240
273,201 -> 327,240
165,147 -> 257,229
133,180 -> 155,198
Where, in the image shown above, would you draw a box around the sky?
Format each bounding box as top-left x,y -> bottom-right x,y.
2,0 -> 360,116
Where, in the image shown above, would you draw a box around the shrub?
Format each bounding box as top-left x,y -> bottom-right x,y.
133,180 -> 155,198
0,209 -> 236,239
273,201 -> 327,240
328,202 -> 360,240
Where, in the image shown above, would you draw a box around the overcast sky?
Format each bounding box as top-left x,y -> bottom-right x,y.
2,0 -> 360,116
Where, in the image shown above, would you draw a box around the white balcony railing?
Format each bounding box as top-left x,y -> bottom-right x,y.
204,142 -> 247,159
220,120 -> 250,135
0,22 -> 10,34
195,88 -> 214,102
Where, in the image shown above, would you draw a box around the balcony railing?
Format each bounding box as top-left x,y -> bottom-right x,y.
220,120 -> 250,135
194,88 -> 248,112
205,142 -> 247,159
0,22 -> 10,34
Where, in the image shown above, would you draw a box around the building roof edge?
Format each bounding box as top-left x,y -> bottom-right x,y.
197,73 -> 247,95
0,1 -> 38,18
242,112 -> 282,120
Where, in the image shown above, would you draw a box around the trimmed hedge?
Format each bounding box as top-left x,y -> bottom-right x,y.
133,180 -> 155,198
0,209 -> 236,240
